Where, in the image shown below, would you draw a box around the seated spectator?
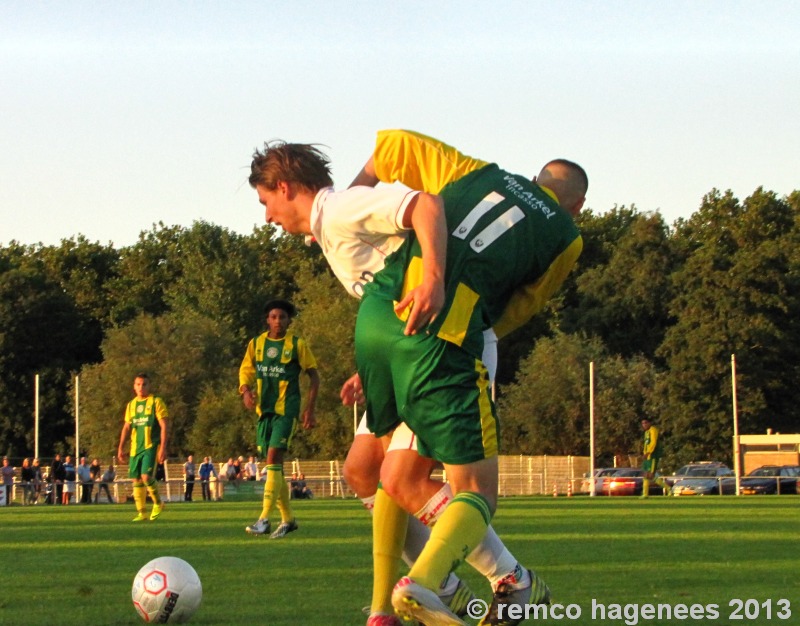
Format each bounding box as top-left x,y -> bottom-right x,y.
291,472 -> 313,500
244,456 -> 258,481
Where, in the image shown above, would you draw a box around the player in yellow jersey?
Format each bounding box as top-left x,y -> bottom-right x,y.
117,373 -> 169,522
239,299 -> 320,538
641,417 -> 668,497
248,132 -> 586,626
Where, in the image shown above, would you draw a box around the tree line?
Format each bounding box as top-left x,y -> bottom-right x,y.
1,185 -> 798,470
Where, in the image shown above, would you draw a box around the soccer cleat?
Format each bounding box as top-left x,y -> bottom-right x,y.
439,579 -> 476,617
149,502 -> 164,521
479,568 -> 550,626
245,518 -> 271,535
269,519 -> 299,539
366,613 -> 404,626
132,512 -> 146,522
392,576 -> 467,626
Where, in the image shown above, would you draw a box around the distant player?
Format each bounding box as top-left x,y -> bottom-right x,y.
117,372 -> 168,522
239,299 -> 320,538
641,417 -> 668,497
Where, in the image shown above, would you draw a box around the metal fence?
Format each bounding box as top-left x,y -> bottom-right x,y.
0,456 -> 591,505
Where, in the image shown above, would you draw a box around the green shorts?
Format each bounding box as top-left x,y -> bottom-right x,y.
355,295 -> 498,465
642,457 -> 660,476
256,413 -> 296,454
129,447 -> 157,480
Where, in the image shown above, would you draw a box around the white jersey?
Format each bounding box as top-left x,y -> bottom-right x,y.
310,185 -> 419,299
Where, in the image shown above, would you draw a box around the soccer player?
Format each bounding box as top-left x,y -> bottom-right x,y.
341,130 -> 578,626
239,299 -> 320,539
640,417 -> 668,497
117,372 -> 169,522
248,132 -> 586,625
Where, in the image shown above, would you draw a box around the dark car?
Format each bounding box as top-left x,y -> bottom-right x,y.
602,467 -> 664,496
671,466 -> 735,496
729,465 -> 800,495
665,462 -> 730,488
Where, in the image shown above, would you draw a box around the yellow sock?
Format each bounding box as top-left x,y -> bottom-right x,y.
260,465 -> 282,520
372,486 -> 408,615
133,482 -> 147,514
408,492 -> 491,591
145,478 -> 161,506
642,479 -> 650,497
276,474 -> 294,523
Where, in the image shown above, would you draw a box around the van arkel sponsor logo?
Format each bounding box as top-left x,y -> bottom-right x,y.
158,591 -> 180,622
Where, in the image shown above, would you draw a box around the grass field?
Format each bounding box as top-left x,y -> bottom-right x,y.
1,496 -> 798,625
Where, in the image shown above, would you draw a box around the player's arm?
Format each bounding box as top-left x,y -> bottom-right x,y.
395,192 -> 446,335
301,368 -> 320,430
157,418 -> 168,464
117,421 -> 131,463
493,236 -> 583,339
368,129 -> 489,193
349,155 -> 379,188
238,339 -> 257,410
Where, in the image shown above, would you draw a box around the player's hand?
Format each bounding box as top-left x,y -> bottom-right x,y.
241,387 -> 256,410
302,409 -> 316,430
340,373 -> 365,406
117,449 -> 128,464
157,448 -> 167,464
395,279 -> 445,336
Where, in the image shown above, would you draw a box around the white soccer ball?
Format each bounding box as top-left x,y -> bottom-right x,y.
132,556 -> 202,623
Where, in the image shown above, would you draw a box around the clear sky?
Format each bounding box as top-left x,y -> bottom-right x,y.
1,1 -> 798,248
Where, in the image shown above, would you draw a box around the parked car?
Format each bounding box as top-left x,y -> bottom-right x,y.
730,465 -> 800,495
665,461 -> 730,488
671,466 -> 735,496
580,468 -> 627,494
602,468 -> 664,496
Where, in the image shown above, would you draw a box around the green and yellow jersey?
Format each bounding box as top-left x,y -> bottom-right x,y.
124,395 -> 168,456
239,331 -> 318,419
370,129 -> 582,341
365,129 -> 582,357
642,425 -> 663,460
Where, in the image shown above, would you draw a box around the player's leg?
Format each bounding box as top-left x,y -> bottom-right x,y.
140,448 -> 163,520
130,454 -> 148,521
247,417 -> 275,534
269,414 -> 299,539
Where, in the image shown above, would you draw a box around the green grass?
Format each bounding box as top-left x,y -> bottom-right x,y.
1,496 -> 798,625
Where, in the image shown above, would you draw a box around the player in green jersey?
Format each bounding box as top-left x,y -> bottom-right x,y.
239,299 -> 320,539
248,135 -> 585,626
641,417 -> 668,497
117,372 -> 169,522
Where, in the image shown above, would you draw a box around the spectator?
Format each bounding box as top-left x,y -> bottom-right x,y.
51,453 -> 65,504
198,456 -> 217,501
96,460 -> 115,503
89,458 -> 102,496
62,455 -> 76,505
20,458 -> 34,505
291,472 -> 313,500
2,457 -> 15,504
223,457 -> 238,486
244,456 -> 258,481
31,458 -> 43,504
184,455 -> 196,502
77,457 -> 93,504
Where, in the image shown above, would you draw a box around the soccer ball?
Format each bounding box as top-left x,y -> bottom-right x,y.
132,556 -> 202,623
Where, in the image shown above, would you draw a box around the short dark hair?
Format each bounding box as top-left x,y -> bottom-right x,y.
135,372 -> 149,381
249,141 -> 333,193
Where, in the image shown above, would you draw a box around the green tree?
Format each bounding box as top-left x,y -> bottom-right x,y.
658,188 -> 800,465
78,311 -> 239,459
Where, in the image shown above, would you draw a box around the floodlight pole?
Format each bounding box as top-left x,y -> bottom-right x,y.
34,374 -> 40,460
75,375 -> 80,460
731,354 -> 741,496
589,361 -> 596,497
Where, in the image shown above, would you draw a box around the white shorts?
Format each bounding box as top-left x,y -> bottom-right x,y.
354,328 -> 498,453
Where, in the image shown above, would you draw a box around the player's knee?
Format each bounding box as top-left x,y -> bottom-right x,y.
342,455 -> 378,497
